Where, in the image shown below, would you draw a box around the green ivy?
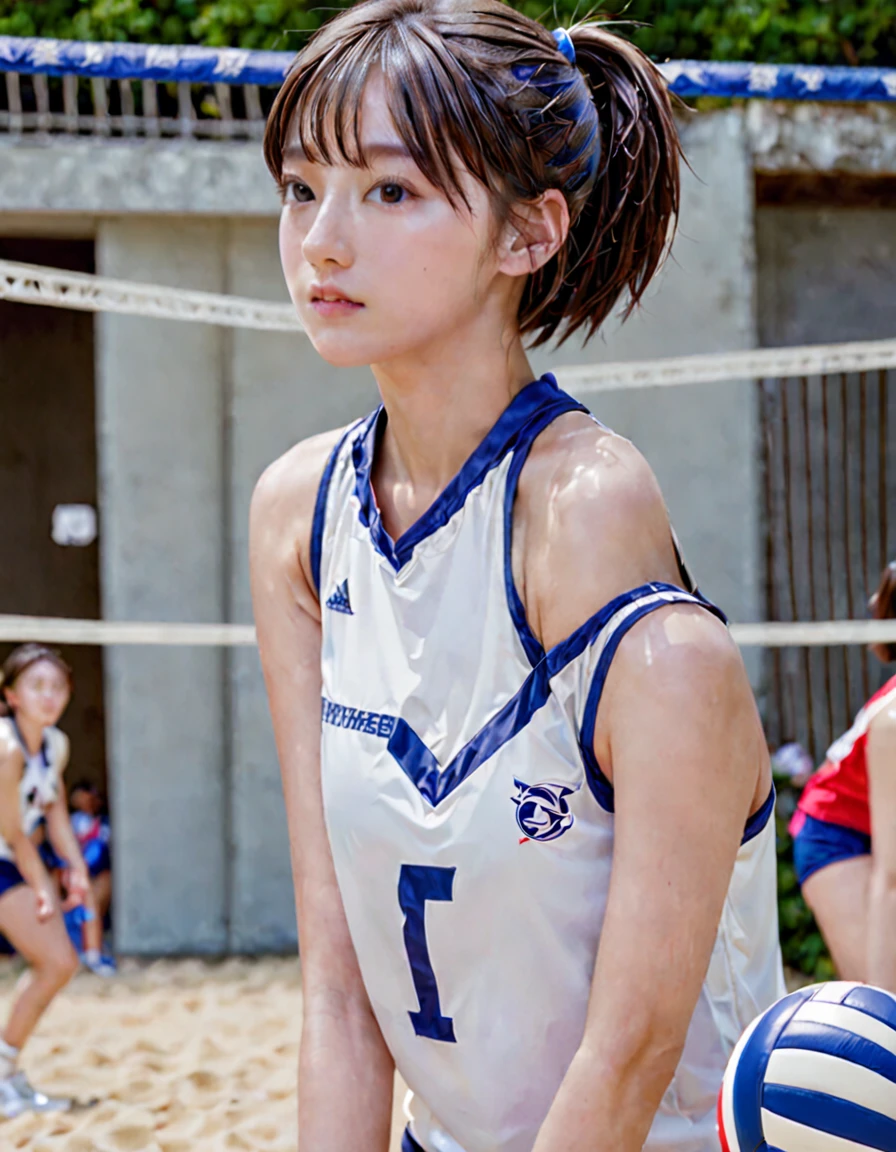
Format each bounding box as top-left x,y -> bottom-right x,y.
774,772 -> 836,981
1,0 -> 894,64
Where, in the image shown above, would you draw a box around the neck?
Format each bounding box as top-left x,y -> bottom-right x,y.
370,314 -> 534,499
12,714 -> 44,757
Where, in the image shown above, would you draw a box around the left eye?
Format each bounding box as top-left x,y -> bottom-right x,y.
372,183 -> 407,205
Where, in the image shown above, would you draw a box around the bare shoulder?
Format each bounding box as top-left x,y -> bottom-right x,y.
515,411 -> 682,649
0,720 -> 23,779
45,727 -> 70,772
870,688 -> 896,739
250,426 -> 349,613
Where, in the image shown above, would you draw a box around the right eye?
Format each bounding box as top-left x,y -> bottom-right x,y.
281,180 -> 314,204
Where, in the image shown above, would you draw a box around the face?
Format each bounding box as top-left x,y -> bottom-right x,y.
5,660 -> 71,728
277,73 -> 513,369
71,788 -> 100,816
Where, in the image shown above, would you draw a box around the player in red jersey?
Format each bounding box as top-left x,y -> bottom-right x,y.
791,560 -> 896,988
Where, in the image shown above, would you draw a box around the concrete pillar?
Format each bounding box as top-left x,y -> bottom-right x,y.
96,218 -> 229,954
225,218 -> 377,951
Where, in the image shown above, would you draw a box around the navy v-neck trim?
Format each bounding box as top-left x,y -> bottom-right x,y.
10,717 -> 49,767
353,374 -> 573,572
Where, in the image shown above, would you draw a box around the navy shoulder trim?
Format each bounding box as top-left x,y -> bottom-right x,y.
742,786 -> 776,844
503,391 -> 590,667
310,422 -> 362,597
576,585 -> 727,812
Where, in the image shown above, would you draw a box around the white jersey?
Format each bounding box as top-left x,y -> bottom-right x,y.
0,717 -> 62,862
314,374 -> 784,1152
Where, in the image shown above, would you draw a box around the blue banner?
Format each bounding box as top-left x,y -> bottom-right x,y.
0,35 -> 895,101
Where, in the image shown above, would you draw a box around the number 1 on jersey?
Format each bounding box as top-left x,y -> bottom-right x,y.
398,864 -> 457,1043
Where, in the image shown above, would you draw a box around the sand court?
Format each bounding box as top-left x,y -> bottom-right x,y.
0,957 -> 408,1151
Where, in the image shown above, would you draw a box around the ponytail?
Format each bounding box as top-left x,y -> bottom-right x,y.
870,560 -> 896,664
520,26 -> 681,346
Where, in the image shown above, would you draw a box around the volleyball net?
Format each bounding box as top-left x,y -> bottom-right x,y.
1,250 -> 894,653
0,34 -> 894,657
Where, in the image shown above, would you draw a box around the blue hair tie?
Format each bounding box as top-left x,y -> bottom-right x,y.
552,28 -> 576,66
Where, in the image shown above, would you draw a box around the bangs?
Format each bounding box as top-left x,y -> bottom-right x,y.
265,13 -> 532,211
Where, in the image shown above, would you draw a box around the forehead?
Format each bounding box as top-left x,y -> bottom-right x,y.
16,659 -> 67,687
284,71 -> 404,161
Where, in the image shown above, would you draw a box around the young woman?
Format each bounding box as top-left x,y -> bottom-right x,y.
0,644 -> 96,1115
791,561 -> 896,988
250,4 -> 784,1150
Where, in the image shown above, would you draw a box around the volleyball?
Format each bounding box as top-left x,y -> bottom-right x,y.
719,982 -> 896,1152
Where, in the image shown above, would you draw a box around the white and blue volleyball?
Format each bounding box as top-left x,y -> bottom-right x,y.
719,982 -> 896,1152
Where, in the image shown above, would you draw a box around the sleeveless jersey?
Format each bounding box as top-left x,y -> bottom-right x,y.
0,717 -> 62,862
314,374 -> 784,1152
796,674 -> 896,837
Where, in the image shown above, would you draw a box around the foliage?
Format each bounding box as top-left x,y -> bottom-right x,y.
774,772 -> 836,981
1,0 -> 895,65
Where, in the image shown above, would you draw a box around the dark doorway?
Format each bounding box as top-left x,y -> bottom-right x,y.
0,237 -> 106,796
756,191 -> 896,760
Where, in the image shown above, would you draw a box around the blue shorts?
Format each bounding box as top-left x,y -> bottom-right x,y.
402,1129 -> 426,1152
792,812 -> 871,886
38,841 -> 66,872
82,840 -> 111,877
0,859 -> 25,899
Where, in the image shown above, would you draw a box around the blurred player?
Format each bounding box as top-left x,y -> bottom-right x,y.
791,560 -> 896,987
67,782 -> 114,976
251,3 -> 784,1150
0,644 -> 96,1115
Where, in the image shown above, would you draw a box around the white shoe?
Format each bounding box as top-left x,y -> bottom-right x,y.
81,953 -> 117,978
0,1071 -> 72,1117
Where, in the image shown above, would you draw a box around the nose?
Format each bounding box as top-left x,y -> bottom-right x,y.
301,194 -> 354,271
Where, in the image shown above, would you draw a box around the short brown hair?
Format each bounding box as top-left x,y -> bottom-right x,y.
264,0 -> 680,347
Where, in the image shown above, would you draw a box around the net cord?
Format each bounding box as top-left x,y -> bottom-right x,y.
1,36 -> 895,102
0,615 -> 894,648
3,260 -> 896,388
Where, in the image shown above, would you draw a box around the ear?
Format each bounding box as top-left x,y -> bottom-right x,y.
497,189 -> 570,279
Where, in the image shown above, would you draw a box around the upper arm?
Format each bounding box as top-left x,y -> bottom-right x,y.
584,616 -> 768,1053
0,734 -> 23,847
52,730 -> 70,774
250,429 -> 372,1015
868,703 -> 896,877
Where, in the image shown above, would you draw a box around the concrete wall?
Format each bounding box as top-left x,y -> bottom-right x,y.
0,114 -> 761,952
96,219 -> 230,953
225,221 -> 376,951
92,209 -> 377,952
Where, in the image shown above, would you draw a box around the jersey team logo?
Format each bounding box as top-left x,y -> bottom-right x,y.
325,579 -> 354,615
512,778 -> 579,844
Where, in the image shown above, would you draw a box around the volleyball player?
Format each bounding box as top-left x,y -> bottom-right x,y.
791,561 -> 896,988
0,645 -> 93,1115
250,4 -> 784,1149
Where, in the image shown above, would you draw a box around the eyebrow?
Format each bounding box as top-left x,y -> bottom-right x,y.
282,142 -> 413,165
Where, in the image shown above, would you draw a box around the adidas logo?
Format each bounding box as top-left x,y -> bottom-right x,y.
325,579 -> 354,615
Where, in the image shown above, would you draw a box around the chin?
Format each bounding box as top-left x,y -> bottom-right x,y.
307,331 -> 392,370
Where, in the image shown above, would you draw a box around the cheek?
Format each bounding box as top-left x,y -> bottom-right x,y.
279,210 -> 303,278
384,220 -> 483,309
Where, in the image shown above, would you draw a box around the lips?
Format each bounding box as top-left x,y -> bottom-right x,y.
310,284 -> 362,306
